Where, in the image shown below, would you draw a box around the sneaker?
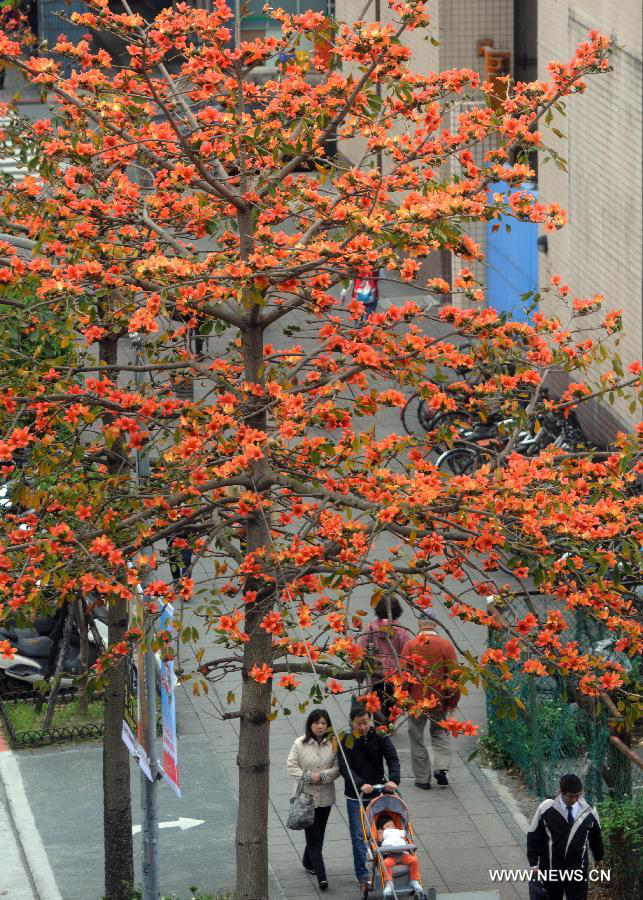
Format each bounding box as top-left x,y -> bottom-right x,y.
303,857 -> 315,874
433,769 -> 449,786
414,780 -> 431,790
318,880 -> 328,891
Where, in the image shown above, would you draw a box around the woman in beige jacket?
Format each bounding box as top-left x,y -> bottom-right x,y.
287,708 -> 339,891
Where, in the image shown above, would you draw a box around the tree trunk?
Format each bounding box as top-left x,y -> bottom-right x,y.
235,579 -> 274,900
103,640 -> 134,900
77,595 -> 89,715
100,335 -> 134,900
235,311 -> 274,900
42,603 -> 73,730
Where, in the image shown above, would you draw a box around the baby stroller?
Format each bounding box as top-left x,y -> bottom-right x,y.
360,787 -> 436,900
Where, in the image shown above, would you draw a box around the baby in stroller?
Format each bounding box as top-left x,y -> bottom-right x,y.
362,788 -> 432,899
377,816 -> 424,898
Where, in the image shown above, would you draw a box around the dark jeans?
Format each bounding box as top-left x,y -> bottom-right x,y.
302,805 -> 331,882
346,797 -> 369,884
545,878 -> 589,900
168,542 -> 192,582
373,679 -> 396,722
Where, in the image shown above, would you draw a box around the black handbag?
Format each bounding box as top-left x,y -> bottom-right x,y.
529,879 -> 550,900
287,778 -> 315,830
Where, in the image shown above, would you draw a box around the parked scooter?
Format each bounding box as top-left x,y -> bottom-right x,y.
0,481 -> 110,688
0,602 -> 107,688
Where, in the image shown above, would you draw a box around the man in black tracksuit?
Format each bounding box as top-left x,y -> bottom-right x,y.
527,774 -> 604,900
338,702 -> 401,894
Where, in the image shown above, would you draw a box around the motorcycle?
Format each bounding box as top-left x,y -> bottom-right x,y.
0,603 -> 108,688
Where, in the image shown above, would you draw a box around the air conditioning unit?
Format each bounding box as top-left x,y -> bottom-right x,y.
482,48 -> 512,111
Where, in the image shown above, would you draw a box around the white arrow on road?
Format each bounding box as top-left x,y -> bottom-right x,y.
132,817 -> 205,836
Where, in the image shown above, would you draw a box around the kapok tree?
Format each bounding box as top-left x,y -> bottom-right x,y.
0,2 -> 641,898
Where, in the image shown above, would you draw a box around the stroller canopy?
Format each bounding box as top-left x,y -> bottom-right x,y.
364,793 -> 410,830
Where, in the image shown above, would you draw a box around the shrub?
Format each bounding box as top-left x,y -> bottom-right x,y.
597,794 -> 643,900
475,734 -> 513,769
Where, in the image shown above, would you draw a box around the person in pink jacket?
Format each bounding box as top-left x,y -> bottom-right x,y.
357,595 -> 411,723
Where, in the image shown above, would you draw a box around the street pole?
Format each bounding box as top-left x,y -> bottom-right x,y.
133,334 -> 160,900
374,0 -> 383,175
234,0 -> 241,49
141,613 -> 160,900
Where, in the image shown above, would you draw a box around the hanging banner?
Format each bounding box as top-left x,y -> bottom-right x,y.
121,586 -> 153,781
158,602 -> 181,797
122,655 -> 153,782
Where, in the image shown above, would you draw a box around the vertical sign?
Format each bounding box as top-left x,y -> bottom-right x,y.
121,587 -> 153,781
158,603 -> 181,797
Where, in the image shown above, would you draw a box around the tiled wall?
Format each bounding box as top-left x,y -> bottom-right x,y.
336,1 -> 517,300
538,0 -> 643,435
439,0 -> 513,74
438,1 -> 513,293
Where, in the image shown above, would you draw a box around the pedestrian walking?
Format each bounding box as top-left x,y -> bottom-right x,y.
401,617 -> 460,788
338,700 -> 401,895
166,530 -> 193,585
527,773 -> 605,900
341,268 -> 380,320
357,594 -> 410,723
286,708 -> 339,891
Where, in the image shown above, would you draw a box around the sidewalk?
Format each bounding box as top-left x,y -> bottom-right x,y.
180,553 -> 531,900
0,730 -> 45,900
0,768 -> 35,899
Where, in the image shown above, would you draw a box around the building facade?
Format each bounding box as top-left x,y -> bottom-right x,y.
337,0 -> 641,438
537,0 -> 642,439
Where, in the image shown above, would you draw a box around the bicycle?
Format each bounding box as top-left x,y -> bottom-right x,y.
436,413 -> 585,475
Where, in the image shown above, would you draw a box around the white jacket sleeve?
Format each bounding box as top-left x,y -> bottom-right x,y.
320,747 -> 339,783
286,739 -> 304,779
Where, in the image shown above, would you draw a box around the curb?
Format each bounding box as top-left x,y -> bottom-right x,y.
478,766 -> 530,835
460,751 -> 531,847
269,862 -> 289,900
0,745 -> 62,900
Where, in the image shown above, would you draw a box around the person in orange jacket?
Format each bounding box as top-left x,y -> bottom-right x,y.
401,617 -> 460,789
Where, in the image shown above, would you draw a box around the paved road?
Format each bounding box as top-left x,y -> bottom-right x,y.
11,734 -> 243,900
0,765 -> 36,899
178,571 -> 529,900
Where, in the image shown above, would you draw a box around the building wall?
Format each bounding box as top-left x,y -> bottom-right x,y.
538,0 -> 643,438
336,1 -> 516,294
438,1 -> 513,292
439,0 -> 513,74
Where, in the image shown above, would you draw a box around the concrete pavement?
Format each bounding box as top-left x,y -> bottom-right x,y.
0,743 -> 37,900
179,550 -> 530,900
0,734 -> 251,899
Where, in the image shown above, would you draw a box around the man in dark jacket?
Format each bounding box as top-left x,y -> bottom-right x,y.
527,773 -> 604,900
338,702 -> 401,894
